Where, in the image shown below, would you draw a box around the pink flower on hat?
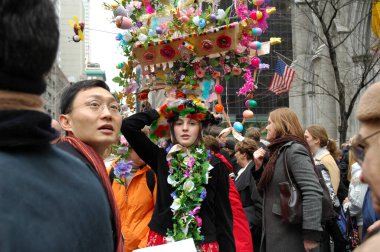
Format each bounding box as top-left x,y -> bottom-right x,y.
232,66 -> 242,76
196,68 -> 205,78
224,65 -> 231,74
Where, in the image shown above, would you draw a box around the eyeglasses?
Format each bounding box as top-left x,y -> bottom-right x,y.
71,101 -> 121,115
350,129 -> 380,165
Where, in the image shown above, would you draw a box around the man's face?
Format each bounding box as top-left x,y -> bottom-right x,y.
358,122 -> 380,213
60,87 -> 122,154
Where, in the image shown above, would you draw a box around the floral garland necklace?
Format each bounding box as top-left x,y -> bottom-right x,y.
166,143 -> 212,245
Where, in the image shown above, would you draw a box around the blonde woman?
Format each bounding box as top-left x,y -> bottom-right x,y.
305,125 -> 340,194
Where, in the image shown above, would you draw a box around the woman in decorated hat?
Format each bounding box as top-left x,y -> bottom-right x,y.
121,98 -> 235,251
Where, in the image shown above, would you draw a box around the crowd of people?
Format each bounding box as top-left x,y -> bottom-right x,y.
2,1 -> 380,252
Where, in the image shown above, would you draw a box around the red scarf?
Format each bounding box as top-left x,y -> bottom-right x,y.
61,136 -> 123,252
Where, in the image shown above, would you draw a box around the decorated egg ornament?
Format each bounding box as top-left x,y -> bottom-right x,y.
233,122 -> 243,133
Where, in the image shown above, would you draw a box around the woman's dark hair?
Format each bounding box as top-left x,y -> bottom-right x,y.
60,80 -> 110,114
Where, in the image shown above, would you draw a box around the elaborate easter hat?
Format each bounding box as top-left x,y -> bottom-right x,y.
107,0 -> 279,136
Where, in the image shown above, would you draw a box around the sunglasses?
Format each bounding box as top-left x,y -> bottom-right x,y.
350,129 -> 380,165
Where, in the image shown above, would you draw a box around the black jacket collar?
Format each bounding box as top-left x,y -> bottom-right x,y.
0,110 -> 58,149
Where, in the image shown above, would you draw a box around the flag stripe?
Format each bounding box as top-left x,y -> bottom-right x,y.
268,58 -> 295,95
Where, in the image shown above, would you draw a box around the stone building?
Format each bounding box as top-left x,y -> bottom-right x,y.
290,0 -> 380,143
43,63 -> 70,119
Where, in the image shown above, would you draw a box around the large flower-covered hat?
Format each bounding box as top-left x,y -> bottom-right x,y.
106,0 -> 279,134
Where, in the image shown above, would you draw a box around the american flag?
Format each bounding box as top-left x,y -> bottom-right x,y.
268,58 -> 295,95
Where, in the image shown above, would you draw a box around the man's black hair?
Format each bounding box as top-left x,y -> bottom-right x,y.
60,80 -> 111,114
0,0 -> 59,81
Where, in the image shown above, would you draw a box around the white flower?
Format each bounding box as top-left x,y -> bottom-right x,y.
216,9 -> 226,20
192,16 -> 200,26
181,220 -> 191,236
183,156 -> 189,165
125,3 -> 135,13
183,180 -> 195,192
166,236 -> 175,243
170,198 -> 181,212
138,33 -> 147,42
123,31 -> 133,42
196,148 -> 203,154
167,175 -> 178,186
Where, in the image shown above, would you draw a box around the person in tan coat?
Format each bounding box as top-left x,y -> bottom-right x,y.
305,125 -> 341,194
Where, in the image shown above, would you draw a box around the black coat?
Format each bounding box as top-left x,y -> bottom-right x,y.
234,161 -> 262,229
0,110 -> 114,251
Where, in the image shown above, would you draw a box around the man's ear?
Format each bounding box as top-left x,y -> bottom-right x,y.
59,114 -> 72,132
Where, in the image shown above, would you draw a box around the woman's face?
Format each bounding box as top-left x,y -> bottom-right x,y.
234,148 -> 246,167
173,117 -> 201,147
304,130 -> 320,153
266,116 -> 277,142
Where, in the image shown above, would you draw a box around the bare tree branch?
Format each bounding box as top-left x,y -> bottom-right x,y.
295,0 -> 378,143
332,11 -> 372,49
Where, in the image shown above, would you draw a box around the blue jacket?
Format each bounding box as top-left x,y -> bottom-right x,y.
362,188 -> 380,239
0,110 -> 114,252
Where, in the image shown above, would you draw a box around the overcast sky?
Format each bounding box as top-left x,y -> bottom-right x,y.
89,0 -> 124,92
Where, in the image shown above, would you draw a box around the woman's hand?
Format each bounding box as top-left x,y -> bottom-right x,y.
253,147 -> 266,170
303,240 -> 318,252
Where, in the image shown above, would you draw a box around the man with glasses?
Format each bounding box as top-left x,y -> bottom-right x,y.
353,81 -> 380,251
57,80 -> 123,251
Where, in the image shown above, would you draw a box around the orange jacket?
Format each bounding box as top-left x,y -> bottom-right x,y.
111,164 -> 156,252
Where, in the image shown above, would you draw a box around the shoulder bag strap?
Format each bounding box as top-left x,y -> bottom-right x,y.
282,149 -> 295,187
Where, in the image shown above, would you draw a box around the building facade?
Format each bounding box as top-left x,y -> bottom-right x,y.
43,63 -> 70,119
84,62 -> 106,81
58,0 -> 89,82
290,0 -> 380,143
